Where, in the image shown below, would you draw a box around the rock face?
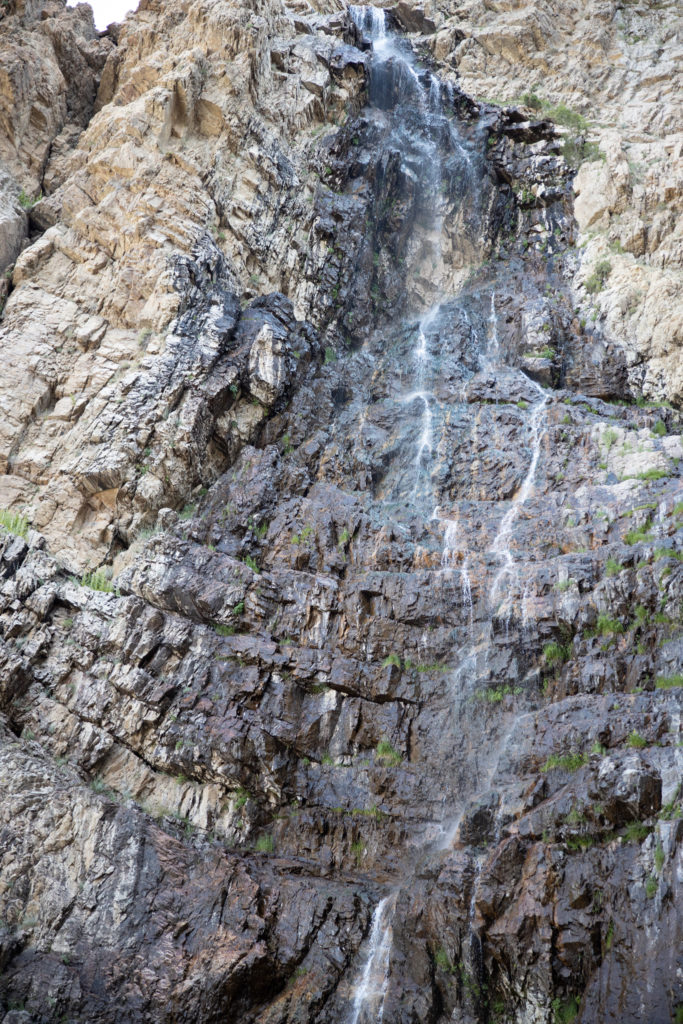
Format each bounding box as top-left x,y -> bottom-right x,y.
0,2 -> 681,1024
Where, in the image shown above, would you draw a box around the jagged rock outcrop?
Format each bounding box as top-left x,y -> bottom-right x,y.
0,1 -> 681,1023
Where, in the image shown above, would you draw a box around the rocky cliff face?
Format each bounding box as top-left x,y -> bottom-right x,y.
0,1 -> 681,1023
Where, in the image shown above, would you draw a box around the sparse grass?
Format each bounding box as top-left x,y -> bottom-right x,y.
214,623 -> 235,636
660,787 -> 681,820
651,420 -> 666,437
0,508 -> 29,537
434,946 -> 456,973
382,653 -> 401,668
654,548 -> 683,562
18,188 -> 41,209
636,468 -> 668,482
554,578 -> 575,592
244,554 -> 260,573
476,684 -> 522,703
644,875 -> 657,898
234,786 -> 250,809
179,503 -> 196,520
376,739 -> 402,767
624,527 -> 653,545
81,569 -> 113,593
541,751 -> 588,773
656,674 -> 683,689
605,920 -> 614,950
634,605 -> 649,625
603,428 -> 618,450
654,839 -> 665,873
565,834 -> 593,852
627,730 -> 647,749
605,558 -> 622,577
255,834 -> 274,854
350,839 -> 365,865
589,614 -> 623,637
524,346 -> 555,360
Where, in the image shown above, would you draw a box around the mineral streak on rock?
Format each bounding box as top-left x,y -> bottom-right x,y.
0,0 -> 681,1022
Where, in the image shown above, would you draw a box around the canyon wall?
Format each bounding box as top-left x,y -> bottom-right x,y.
0,0 -> 681,1022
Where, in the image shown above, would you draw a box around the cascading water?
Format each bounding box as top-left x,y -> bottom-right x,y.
342,7 -> 550,1021
348,893 -> 397,1024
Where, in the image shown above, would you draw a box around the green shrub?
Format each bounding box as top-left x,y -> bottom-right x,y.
554,578 -> 575,592
585,259 -> 612,294
244,554 -> 260,573
552,995 -> 580,1023
0,508 -> 29,538
382,653 -> 401,668
637,468 -> 668,481
519,91 -> 543,111
651,420 -> 666,437
605,557 -> 622,577
654,839 -> 665,873
324,346 -> 337,364
545,103 -> 588,131
644,875 -> 657,898
376,739 -> 402,766
255,834 -> 274,854
544,641 -> 570,667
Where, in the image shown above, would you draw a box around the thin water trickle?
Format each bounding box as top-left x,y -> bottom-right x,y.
490,379 -> 548,614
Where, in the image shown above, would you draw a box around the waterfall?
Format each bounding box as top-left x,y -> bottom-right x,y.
341,9 -> 548,1020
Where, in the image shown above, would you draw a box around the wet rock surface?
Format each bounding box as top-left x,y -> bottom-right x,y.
0,2 -> 681,1023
